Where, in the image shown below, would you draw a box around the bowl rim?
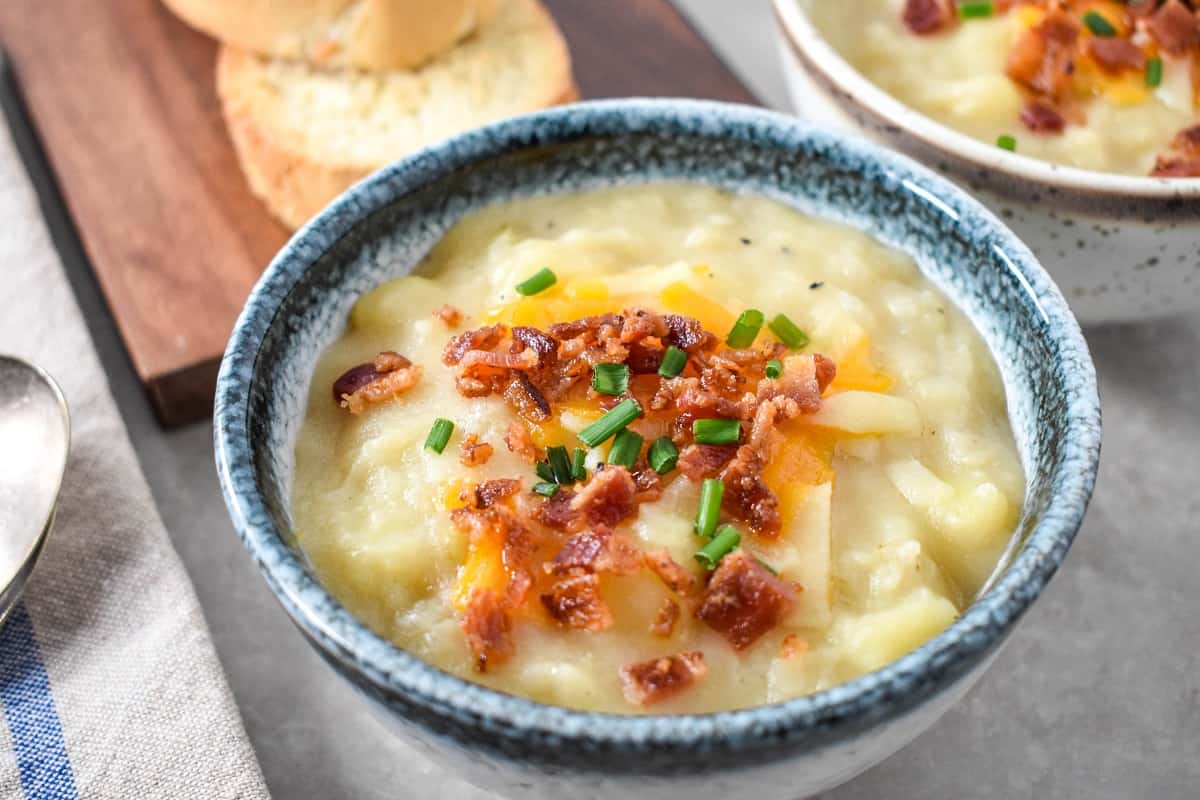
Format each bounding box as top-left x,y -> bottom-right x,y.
214,98 -> 1101,764
772,0 -> 1200,200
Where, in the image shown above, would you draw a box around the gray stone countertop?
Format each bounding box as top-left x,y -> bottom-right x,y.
10,0 -> 1197,797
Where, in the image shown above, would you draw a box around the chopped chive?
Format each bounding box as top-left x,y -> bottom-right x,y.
535,460 -> 555,483
957,1 -> 993,19
424,418 -> 454,453
515,267 -> 557,296
658,345 -> 688,378
694,478 -> 725,538
997,134 -> 1017,151
533,481 -> 560,498
695,525 -> 741,570
571,448 -> 588,482
765,358 -> 783,379
577,398 -> 642,447
693,418 -> 741,446
648,437 -> 679,474
726,309 -> 765,348
607,428 -> 644,468
768,313 -> 809,349
592,362 -> 630,396
754,557 -> 780,576
1146,56 -> 1163,88
547,445 -> 574,484
1082,10 -> 1116,36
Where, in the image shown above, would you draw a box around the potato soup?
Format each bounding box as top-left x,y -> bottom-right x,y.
291,183 -> 1024,714
808,0 -> 1200,176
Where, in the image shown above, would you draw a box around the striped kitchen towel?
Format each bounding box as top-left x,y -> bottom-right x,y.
0,101 -> 269,797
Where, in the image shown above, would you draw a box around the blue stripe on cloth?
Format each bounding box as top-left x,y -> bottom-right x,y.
0,603 -> 78,800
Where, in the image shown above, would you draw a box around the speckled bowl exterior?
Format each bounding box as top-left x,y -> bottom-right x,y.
214,99 -> 1101,799
773,0 -> 1200,324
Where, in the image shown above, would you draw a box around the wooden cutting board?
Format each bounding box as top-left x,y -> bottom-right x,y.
0,0 -> 757,427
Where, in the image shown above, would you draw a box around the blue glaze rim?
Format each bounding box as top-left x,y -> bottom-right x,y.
214,99 -> 1101,770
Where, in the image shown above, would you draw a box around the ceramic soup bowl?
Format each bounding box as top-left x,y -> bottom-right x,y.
773,0 -> 1200,325
214,99 -> 1101,800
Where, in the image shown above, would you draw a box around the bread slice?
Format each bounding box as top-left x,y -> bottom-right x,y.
217,0 -> 577,230
163,0 -> 500,71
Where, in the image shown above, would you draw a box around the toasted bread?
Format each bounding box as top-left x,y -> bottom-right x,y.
217,0 -> 577,230
163,0 -> 500,71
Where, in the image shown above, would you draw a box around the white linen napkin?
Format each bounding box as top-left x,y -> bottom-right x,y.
0,115 -> 269,798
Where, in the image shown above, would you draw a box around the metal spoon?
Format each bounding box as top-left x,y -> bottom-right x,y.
0,355 -> 69,625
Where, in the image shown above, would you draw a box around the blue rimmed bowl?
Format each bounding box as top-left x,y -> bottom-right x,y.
214,99 -> 1101,799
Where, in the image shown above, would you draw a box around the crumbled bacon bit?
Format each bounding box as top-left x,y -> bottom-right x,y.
462,588 -> 514,672
459,434 -> 494,467
334,352 -> 422,414
547,313 -> 624,342
644,549 -> 697,596
471,478 -> 521,509
625,342 -> 664,374
722,342 -> 789,372
1146,0 -> 1200,57
504,420 -> 542,463
665,377 -> 750,434
1006,10 -> 1080,100
1019,100 -> 1067,134
631,465 -> 664,503
619,309 -> 659,344
532,488 -> 583,532
618,651 -> 707,706
745,396 -> 796,451
459,347 -> 539,372
570,466 -> 639,528
332,353 -> 411,403
443,325 -> 505,365
1151,155 -> 1200,176
548,527 -> 643,576
676,443 -> 738,482
541,573 -> 613,630
662,314 -> 716,352
548,530 -> 606,576
902,0 -> 955,35
1086,37 -> 1146,74
511,326 -> 558,368
504,373 -> 552,422
455,375 -> 491,397
373,352 -> 410,372
331,362 -> 381,403
1128,0 -> 1161,20
756,354 -> 835,414
1171,124 -> 1200,155
719,445 -> 781,537
433,304 -> 463,327
692,352 -> 747,397
694,551 -> 795,651
650,598 -> 681,637
1152,123 -> 1200,176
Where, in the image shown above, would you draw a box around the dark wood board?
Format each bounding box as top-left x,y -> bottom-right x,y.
0,0 -> 757,426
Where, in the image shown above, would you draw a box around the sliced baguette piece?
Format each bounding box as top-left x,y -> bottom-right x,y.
218,0 -> 577,230
162,0 -> 500,72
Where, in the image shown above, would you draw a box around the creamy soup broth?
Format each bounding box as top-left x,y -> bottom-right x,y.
292,183 -> 1024,713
